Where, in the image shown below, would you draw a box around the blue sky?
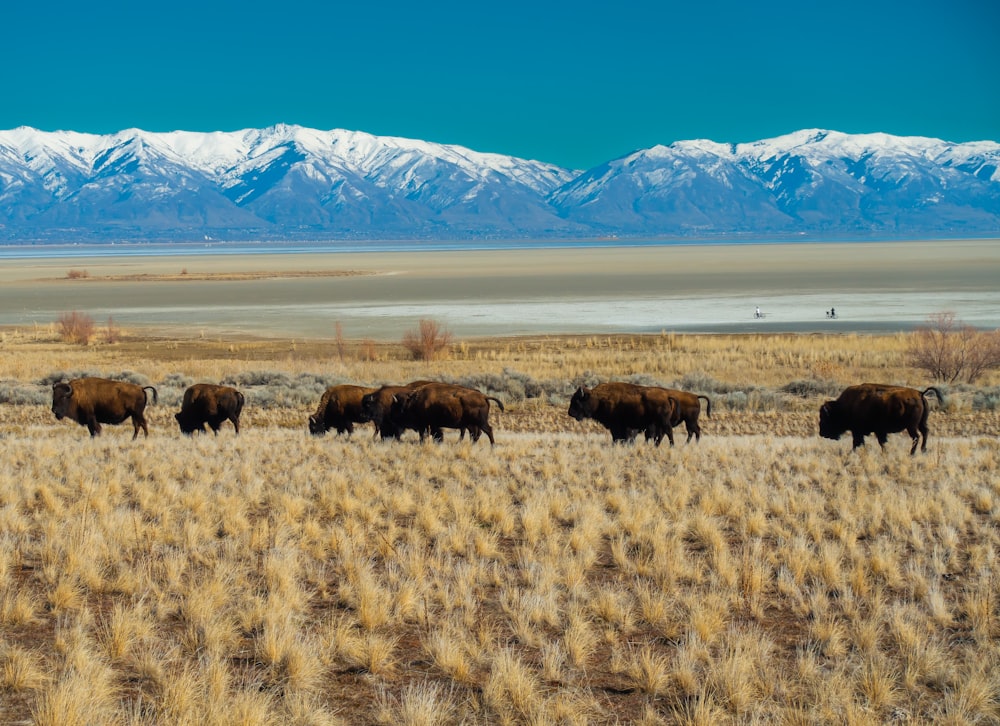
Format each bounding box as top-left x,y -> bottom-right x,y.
4,0 -> 997,170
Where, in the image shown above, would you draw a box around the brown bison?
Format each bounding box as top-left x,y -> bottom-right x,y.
51,377 -> 158,439
819,383 -> 942,454
175,383 -> 245,435
359,380 -> 436,439
568,382 -> 677,446
390,382 -> 504,445
642,388 -> 711,443
308,384 -> 378,436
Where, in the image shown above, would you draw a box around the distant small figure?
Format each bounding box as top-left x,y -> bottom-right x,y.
826,307 -> 837,319
754,306 -> 762,319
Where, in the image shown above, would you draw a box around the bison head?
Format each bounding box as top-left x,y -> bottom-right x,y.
359,393 -> 381,423
51,382 -> 74,420
389,392 -> 411,419
307,414 -> 327,436
567,386 -> 592,421
175,411 -> 204,435
818,401 -> 845,440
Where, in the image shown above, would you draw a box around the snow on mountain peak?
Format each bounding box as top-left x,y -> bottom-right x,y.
0,125 -> 997,241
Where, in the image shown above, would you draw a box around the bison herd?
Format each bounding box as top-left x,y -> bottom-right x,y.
307,380 -> 503,444
48,377 -> 944,455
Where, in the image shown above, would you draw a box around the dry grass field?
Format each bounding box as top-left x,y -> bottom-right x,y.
1,325 -> 999,724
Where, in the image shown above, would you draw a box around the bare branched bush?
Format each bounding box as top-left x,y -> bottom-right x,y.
334,321 -> 346,362
103,316 -> 120,344
56,311 -> 95,345
906,312 -> 1000,383
402,319 -> 453,361
360,339 -> 379,361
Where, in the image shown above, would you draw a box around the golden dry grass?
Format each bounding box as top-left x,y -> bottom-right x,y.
1,328 -> 999,724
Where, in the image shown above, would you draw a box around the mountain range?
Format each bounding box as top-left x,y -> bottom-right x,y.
1,125 -> 998,242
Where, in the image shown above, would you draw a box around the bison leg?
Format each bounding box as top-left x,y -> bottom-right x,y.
379,422 -> 402,440
905,424 -> 924,455
644,423 -> 663,446
132,414 -> 149,439
686,420 -> 700,443
417,426 -> 443,442
231,416 -> 241,435
480,423 -> 495,446
87,417 -> 102,437
610,426 -> 633,444
851,432 -> 866,450
646,423 -> 673,447
459,426 -> 483,441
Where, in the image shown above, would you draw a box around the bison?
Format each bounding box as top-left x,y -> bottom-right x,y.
568,382 -> 677,446
175,383 -> 245,435
819,383 -> 942,455
643,388 -> 711,443
390,382 -> 504,445
359,380 -> 436,439
308,384 -> 378,436
51,377 -> 158,439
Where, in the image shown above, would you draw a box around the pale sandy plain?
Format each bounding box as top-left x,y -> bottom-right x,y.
1,239 -> 998,339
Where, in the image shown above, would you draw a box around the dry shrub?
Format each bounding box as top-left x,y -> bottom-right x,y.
65,269 -> 89,279
56,311 -> 95,345
402,319 -> 453,361
907,311 -> 1000,383
103,316 -> 120,344
360,339 -> 379,361
334,321 -> 346,362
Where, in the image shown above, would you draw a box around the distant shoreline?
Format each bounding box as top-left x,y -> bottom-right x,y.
1,239 -> 997,338
2,235 -> 996,261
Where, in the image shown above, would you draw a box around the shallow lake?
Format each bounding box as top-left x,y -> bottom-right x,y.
1,239 -> 997,339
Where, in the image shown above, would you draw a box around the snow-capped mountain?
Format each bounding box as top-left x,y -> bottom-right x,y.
0,126 -> 997,241
550,130 -> 1000,237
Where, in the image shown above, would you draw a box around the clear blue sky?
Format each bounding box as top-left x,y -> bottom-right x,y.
4,0 -> 997,170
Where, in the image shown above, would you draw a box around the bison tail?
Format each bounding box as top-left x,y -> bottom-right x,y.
921,387 -> 943,403
487,396 -> 505,412
698,395 -> 712,417
143,386 -> 159,404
